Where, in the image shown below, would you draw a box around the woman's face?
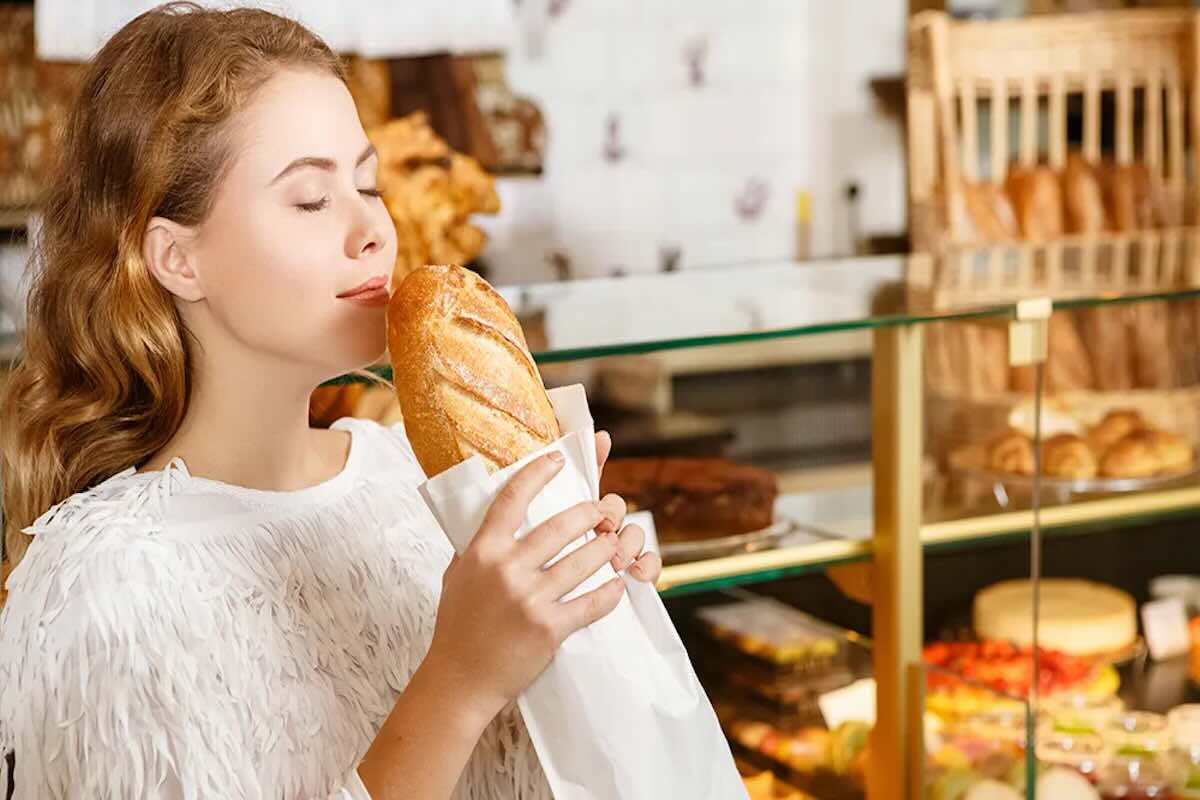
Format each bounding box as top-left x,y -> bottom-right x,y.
186,67 -> 396,380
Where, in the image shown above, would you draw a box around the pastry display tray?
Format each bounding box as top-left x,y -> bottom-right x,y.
661,517 -> 804,564
950,462 -> 1200,501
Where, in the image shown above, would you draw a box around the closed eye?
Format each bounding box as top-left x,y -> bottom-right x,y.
297,197 -> 329,213
296,189 -> 380,213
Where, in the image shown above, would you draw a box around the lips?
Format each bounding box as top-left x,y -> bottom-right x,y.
337,274 -> 389,299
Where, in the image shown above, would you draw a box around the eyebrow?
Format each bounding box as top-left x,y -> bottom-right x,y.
268,142 -> 377,185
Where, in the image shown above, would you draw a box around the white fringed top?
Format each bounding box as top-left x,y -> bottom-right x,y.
0,417 -> 551,799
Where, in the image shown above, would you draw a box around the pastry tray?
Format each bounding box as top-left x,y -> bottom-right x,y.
660,517 -> 800,563
950,462 -> 1199,500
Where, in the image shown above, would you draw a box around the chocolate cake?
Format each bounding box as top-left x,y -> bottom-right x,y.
599,457 -> 777,542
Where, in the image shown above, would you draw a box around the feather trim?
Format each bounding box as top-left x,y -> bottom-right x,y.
1,421 -> 552,798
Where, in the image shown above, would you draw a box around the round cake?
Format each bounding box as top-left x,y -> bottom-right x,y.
973,579 -> 1136,657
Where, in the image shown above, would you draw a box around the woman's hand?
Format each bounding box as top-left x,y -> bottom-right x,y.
359,435 -> 660,799
425,451 -> 631,724
595,430 -> 662,585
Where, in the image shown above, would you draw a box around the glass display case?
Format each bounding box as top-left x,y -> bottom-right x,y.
489,243 -> 1200,800
319,240 -> 1200,797
302,240 -> 1200,798
5,241 -> 1195,798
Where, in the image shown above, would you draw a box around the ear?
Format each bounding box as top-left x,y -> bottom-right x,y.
142,217 -> 205,302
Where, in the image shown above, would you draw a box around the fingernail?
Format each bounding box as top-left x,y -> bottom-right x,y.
548,451 -> 564,463
596,517 -> 615,534
611,554 -> 624,572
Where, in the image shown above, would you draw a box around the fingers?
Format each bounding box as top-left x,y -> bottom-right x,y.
477,452 -> 566,548
609,522 -> 643,572
542,531 -> 620,601
559,575 -> 626,633
519,500 -> 605,568
595,430 -> 612,472
626,550 -> 662,584
595,493 -> 626,536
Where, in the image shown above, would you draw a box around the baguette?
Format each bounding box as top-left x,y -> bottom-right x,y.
388,264 -> 561,477
1047,311 -> 1096,391
1011,312 -> 1094,393
1130,301 -> 1174,388
1078,305 -> 1135,390
1005,166 -> 1064,241
1102,162 -> 1169,231
1061,154 -> 1108,234
959,180 -> 1018,243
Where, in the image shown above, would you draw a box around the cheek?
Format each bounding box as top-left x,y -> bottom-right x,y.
198,210 -> 389,369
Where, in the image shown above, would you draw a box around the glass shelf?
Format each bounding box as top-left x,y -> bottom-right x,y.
658,482 -> 1200,597
6,249 -> 1200,374
315,251 -> 1200,385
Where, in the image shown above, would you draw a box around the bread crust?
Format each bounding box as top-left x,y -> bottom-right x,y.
388,264 -> 561,477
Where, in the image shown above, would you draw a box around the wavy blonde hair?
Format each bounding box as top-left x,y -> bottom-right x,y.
0,2 -> 346,584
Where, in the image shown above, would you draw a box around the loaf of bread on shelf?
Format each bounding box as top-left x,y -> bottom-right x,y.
965,325 -> 1009,398
1042,433 -> 1098,479
1129,301 -> 1175,389
388,264 -> 561,477
959,180 -> 1019,243
1102,162 -> 1169,231
1009,312 -> 1095,393
1005,166 -> 1064,241
1048,312 -> 1095,391
1061,154 -> 1109,234
924,323 -> 962,394
1172,299 -> 1200,387
1078,306 -> 1135,390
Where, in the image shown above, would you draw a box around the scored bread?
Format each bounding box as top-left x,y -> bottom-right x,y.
388,264 -> 561,477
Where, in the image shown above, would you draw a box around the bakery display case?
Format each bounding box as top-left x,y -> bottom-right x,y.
309,245 -> 1200,798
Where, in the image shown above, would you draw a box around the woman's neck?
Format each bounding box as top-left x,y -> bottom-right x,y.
138,344 -> 350,492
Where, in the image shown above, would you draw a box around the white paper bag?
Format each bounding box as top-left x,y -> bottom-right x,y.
420,384 -> 746,800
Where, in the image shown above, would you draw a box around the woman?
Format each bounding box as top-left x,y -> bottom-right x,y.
0,4 -> 660,798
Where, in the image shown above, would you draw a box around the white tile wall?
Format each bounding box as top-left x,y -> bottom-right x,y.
483,1 -> 907,285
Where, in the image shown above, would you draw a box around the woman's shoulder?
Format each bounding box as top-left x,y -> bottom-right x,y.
22,463 -> 181,540
6,468 -> 190,602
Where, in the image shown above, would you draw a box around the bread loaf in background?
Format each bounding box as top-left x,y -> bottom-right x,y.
1061,154 -> 1108,234
1009,312 -> 1095,393
1102,162 -> 1169,231
1078,306 -> 1135,391
388,264 -> 561,477
1005,166 -> 1063,241
959,180 -> 1018,243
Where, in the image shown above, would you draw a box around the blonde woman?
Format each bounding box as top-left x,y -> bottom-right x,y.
0,4 -> 660,798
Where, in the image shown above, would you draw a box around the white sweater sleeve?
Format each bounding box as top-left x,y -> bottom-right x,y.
0,529 -> 372,800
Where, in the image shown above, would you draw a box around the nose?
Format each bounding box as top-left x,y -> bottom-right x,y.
346,198 -> 388,260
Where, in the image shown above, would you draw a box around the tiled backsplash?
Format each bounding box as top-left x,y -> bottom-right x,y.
480,1 -> 907,285
1,4 -> 907,304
